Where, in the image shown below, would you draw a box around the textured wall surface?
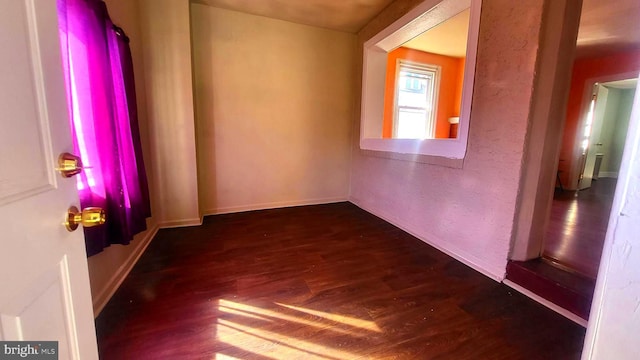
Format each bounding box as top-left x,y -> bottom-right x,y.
350,0 -> 545,279
584,78 -> 640,359
191,5 -> 355,214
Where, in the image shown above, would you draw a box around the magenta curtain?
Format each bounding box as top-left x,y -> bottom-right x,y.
58,0 -> 151,256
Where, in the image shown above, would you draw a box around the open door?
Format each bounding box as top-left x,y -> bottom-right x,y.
0,0 -> 99,359
579,85 -> 608,189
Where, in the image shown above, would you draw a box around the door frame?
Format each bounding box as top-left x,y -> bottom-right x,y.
511,68 -> 640,262
567,71 -> 640,190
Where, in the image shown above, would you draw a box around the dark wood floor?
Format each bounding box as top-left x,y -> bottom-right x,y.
96,203 -> 585,359
543,177 -> 617,279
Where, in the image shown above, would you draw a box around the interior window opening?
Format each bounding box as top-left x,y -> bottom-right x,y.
360,0 -> 481,159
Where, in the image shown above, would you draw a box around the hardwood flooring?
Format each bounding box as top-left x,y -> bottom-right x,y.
96,203 -> 585,359
543,177 -> 617,279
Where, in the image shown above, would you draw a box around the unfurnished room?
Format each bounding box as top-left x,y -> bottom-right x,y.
1,0 -> 640,359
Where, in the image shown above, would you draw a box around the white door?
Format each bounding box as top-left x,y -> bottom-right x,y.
580,85 -> 608,189
0,0 -> 99,359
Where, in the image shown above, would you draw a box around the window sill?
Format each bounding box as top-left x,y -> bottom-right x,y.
359,147 -> 464,168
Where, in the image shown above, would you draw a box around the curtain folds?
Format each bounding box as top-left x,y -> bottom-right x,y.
58,0 -> 151,257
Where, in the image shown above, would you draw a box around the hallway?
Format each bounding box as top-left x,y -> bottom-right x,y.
505,177 -> 617,321
543,177 -> 617,279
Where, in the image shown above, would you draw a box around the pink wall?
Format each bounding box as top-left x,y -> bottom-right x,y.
350,0 -> 546,279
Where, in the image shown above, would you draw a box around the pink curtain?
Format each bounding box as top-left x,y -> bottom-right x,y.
58,0 -> 151,256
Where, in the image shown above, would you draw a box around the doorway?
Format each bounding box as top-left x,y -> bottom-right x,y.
544,79 -> 638,279
504,0 -> 640,325
506,74 -> 638,324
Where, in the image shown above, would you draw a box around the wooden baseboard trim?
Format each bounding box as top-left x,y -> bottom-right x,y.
92,223 -> 159,317
597,171 -> 618,178
157,218 -> 202,228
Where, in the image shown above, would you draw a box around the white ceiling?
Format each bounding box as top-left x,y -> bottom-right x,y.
402,9 -> 469,58
193,0 -> 640,58
576,0 -> 640,58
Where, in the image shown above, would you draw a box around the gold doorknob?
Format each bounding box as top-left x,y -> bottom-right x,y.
65,206 -> 106,232
56,153 -> 84,178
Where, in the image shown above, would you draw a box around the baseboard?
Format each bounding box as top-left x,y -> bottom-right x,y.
92,223 -> 159,317
157,217 -> 202,228
204,197 -> 348,216
348,199 -> 506,282
597,171 -> 618,178
504,279 -> 588,327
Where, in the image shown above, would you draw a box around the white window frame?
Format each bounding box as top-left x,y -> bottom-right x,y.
359,0 -> 481,159
393,60 -> 441,139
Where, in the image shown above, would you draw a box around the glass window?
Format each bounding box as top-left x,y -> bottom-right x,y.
394,62 -> 440,139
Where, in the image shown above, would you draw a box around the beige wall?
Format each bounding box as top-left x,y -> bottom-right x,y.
191,5 -> 355,214
139,0 -> 200,225
87,0 -> 159,315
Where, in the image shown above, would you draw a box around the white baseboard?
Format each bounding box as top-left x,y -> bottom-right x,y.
597,171 -> 618,179
157,217 -> 202,228
503,279 -> 588,327
204,197 -> 347,216
92,223 -> 159,317
349,198 -> 506,282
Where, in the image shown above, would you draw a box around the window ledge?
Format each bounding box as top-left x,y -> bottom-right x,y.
359,148 -> 464,168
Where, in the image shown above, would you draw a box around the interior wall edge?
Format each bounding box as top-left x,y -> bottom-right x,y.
138,0 -> 201,224
349,197 -> 506,282
509,0 -> 583,261
91,221 -> 160,317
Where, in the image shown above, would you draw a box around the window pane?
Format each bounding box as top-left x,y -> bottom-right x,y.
397,108 -> 427,139
397,70 -> 432,109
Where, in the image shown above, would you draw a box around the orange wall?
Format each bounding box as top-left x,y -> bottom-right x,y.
454,58 -> 465,116
558,50 -> 640,186
382,47 -> 465,138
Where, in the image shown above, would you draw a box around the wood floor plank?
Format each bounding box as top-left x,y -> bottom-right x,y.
96,202 -> 585,359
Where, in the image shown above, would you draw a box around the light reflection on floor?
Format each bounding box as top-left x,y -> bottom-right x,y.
555,200 -> 579,255
214,299 -> 381,359
543,178 -> 616,278
275,303 -> 382,333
